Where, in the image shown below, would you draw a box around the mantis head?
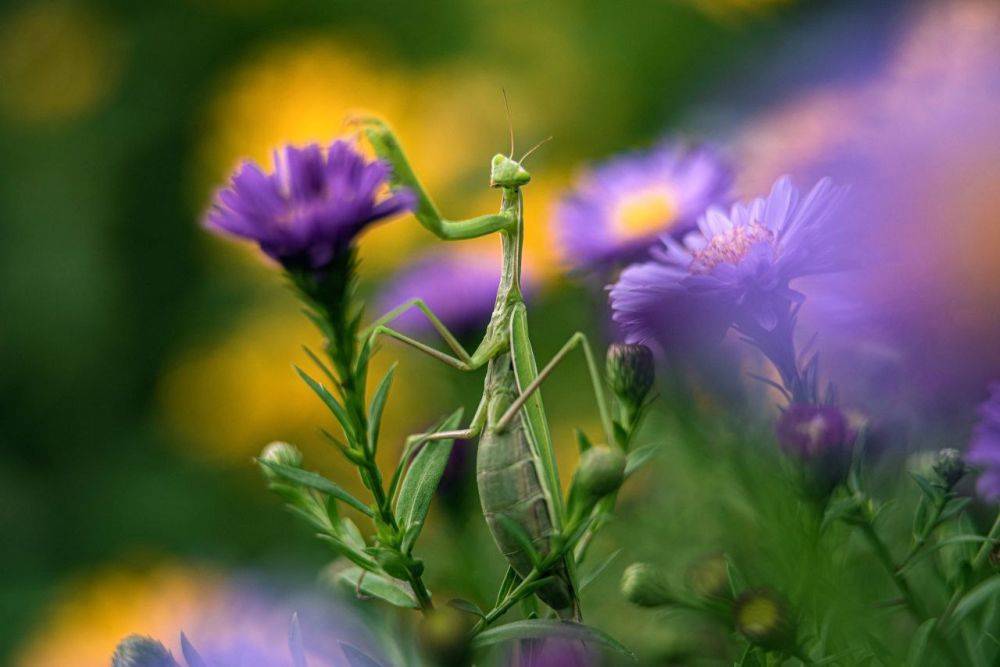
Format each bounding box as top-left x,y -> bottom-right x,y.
490,154 -> 531,188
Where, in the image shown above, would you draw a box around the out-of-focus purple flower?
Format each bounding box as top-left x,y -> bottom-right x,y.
508,637 -> 597,667
374,248 -> 536,337
734,0 -> 1000,416
776,404 -> 855,494
968,383 -> 1000,502
610,176 -> 849,348
205,140 -> 415,271
554,142 -> 732,268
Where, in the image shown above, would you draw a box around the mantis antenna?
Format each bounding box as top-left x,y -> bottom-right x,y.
520,135 -> 553,164
502,88 -> 515,157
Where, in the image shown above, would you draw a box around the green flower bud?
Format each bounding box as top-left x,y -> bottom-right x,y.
686,553 -> 731,600
734,588 -> 795,651
575,446 -> 626,499
606,343 -> 655,407
111,635 -> 178,667
417,607 -> 473,667
621,562 -> 674,607
258,441 -> 303,480
932,448 -> 967,489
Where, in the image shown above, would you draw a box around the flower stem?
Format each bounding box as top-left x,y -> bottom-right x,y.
897,492 -> 950,573
856,518 -> 926,621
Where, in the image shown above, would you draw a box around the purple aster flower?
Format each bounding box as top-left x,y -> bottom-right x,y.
776,403 -> 854,494
374,248 -> 537,337
968,383 -> 1000,502
610,175 -> 848,341
205,140 -> 415,271
554,141 -> 732,268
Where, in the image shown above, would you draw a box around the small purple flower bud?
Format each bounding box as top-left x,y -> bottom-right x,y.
112,635 -> 178,667
606,343 -> 655,407
621,562 -> 674,607
574,446 -> 626,500
734,588 -> 795,651
776,404 -> 853,495
933,448 -> 967,489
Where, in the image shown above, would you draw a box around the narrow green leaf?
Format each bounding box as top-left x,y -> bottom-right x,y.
302,345 -> 337,386
261,460 -> 373,517
333,566 -> 419,609
296,366 -> 355,440
905,618 -> 937,667
949,575 -> 1000,628
367,364 -> 396,456
494,566 -> 519,608
340,642 -> 383,667
910,473 -> 943,502
912,495 -> 930,541
471,619 -> 635,661
339,517 -> 366,550
898,536 -> 997,575
394,408 -> 464,534
448,598 -> 486,619
316,534 -> 376,570
575,429 -> 593,453
579,548 -> 622,592
624,444 -> 659,477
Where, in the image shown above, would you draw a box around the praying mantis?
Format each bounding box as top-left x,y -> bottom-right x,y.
355,115 -> 619,620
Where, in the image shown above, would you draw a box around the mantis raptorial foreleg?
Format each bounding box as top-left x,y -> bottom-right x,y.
362,298 -> 473,365
352,117 -> 515,241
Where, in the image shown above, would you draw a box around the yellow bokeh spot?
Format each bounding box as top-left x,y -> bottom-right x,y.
613,186 -> 679,241
15,565 -> 221,667
0,2 -> 121,124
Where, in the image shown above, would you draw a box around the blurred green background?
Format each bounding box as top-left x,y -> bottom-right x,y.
0,0 -> 912,664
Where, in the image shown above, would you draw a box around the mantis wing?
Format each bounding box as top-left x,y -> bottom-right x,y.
508,303 -> 564,527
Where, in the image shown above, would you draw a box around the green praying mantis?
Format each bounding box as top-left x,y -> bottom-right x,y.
355,114 -> 623,621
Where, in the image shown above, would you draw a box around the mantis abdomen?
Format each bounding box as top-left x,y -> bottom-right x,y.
477,356 -> 575,617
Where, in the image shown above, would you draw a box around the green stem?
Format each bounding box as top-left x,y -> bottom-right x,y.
472,568 -> 543,634
857,518 -> 926,621
898,492 -> 950,573
972,510 -> 1000,571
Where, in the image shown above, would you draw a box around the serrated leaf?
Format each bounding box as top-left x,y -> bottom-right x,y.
471,619 -> 635,660
340,642 -> 383,667
260,460 -> 373,517
580,548 -> 622,592
905,618 -> 937,667
296,367 -> 355,440
448,598 -> 486,618
625,444 -> 658,477
334,566 -> 419,609
394,408 -> 464,535
949,575 -> 1000,628
367,365 -> 396,455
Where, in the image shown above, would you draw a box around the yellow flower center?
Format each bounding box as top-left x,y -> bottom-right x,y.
613,186 -> 679,240
691,222 -> 773,272
738,596 -> 780,635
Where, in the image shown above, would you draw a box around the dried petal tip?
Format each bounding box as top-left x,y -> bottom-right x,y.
734,588 -> 795,651
574,445 -> 626,499
933,448 -> 967,489
621,562 -> 674,607
606,343 -> 655,407
258,441 -> 303,481
112,635 -> 178,667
